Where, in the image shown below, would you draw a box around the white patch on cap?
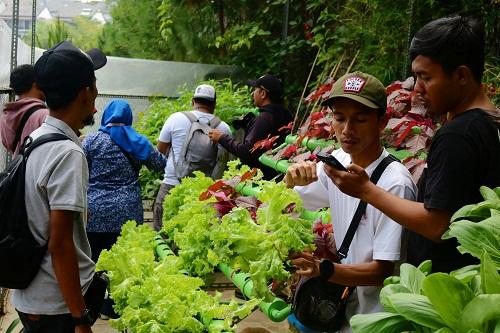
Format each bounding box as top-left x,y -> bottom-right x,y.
343,76 -> 366,93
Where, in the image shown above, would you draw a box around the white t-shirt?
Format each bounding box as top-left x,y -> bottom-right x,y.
158,110 -> 231,185
295,148 -> 416,333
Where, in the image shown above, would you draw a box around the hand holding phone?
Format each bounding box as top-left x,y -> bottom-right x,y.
316,152 -> 348,172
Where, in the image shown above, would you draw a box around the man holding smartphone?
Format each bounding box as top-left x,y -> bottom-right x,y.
285,71 -> 417,333
318,17 -> 500,274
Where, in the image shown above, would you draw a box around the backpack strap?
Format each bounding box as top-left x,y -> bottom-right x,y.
209,116 -> 221,129
13,105 -> 45,150
182,111 -> 221,129
337,154 -> 399,260
181,111 -> 198,123
23,133 -> 70,158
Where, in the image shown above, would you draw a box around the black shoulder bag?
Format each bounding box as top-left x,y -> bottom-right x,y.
292,154 -> 398,332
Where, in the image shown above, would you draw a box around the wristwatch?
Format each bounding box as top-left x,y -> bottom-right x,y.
72,308 -> 95,326
319,259 -> 335,281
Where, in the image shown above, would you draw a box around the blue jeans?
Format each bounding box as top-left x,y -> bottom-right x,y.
17,311 -> 74,333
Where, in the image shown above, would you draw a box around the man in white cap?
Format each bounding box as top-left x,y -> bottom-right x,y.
154,84 -> 231,231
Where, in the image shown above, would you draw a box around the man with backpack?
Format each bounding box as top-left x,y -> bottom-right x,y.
10,41 -> 107,333
0,64 -> 49,155
153,84 -> 231,231
285,72 -> 417,333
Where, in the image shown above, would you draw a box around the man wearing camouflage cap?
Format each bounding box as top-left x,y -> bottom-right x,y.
285,72 -> 416,333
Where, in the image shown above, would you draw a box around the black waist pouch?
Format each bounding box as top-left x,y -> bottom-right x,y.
293,275 -> 354,332
84,271 -> 109,324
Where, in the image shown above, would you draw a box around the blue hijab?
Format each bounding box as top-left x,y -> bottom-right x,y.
99,99 -> 151,161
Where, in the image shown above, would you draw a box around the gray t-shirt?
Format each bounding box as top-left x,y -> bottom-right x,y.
12,116 -> 95,315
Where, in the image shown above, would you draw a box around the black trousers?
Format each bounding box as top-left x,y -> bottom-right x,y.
17,311 -> 74,333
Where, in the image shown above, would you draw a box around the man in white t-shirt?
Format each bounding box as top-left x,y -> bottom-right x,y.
285,72 -> 417,333
153,84 -> 231,230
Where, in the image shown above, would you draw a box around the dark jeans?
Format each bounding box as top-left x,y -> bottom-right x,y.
17,311 -> 74,333
87,232 -> 119,318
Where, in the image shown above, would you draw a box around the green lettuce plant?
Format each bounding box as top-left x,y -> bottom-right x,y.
351,186 -> 500,333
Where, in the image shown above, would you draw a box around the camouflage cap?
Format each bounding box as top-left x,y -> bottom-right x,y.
322,71 -> 386,111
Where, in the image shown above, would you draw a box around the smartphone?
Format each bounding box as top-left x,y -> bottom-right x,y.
316,152 -> 348,172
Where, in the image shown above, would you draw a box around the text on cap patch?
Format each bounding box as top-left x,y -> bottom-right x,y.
343,76 -> 366,93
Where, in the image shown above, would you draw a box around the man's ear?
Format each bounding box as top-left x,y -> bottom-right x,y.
378,112 -> 389,132
455,65 -> 472,86
78,86 -> 92,105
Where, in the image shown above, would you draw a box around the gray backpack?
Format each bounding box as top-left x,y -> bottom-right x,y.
173,111 -> 222,180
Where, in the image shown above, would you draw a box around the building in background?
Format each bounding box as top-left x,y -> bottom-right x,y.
0,0 -> 111,37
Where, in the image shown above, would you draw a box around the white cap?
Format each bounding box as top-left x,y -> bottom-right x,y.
193,84 -> 216,101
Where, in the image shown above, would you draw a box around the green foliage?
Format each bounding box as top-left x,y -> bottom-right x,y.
306,0 -> 499,86
161,171 -> 314,300
99,0 -> 170,59
23,17 -> 102,50
102,0 -> 499,104
96,221 -> 258,333
351,186 -> 500,333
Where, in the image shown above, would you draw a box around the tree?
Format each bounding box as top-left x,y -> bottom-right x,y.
23,17 -> 102,50
98,0 -> 171,60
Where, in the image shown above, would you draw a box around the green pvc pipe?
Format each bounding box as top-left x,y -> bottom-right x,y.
235,182 -> 329,222
258,154 -> 291,174
154,234 -> 174,260
235,182 -> 261,197
218,264 -> 291,322
285,135 -> 336,150
204,318 -> 232,333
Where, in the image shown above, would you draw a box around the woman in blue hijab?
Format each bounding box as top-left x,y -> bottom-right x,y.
82,99 -> 165,317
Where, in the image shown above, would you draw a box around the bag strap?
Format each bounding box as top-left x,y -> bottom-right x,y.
23,133 -> 70,158
209,116 -> 221,129
182,111 -> 221,129
181,111 -> 198,123
337,154 -> 398,260
13,105 -> 45,150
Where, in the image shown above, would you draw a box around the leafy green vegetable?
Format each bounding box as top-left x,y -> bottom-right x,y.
161,170 -> 314,300
444,216 -> 500,268
459,295 -> 500,333
97,221 -> 258,333
350,312 -> 413,333
422,273 -> 474,331
480,251 -> 500,294
399,263 -> 426,294
352,186 -> 500,333
385,293 -> 446,329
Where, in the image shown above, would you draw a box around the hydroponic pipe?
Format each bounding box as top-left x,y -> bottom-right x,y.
235,182 -> 329,222
154,233 -> 174,260
258,154 -> 291,174
153,236 -> 234,333
218,264 -> 291,322
285,135 -> 336,150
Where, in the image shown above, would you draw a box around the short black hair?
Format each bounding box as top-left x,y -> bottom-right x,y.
193,97 -> 215,109
9,64 -> 35,96
409,16 -> 485,83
